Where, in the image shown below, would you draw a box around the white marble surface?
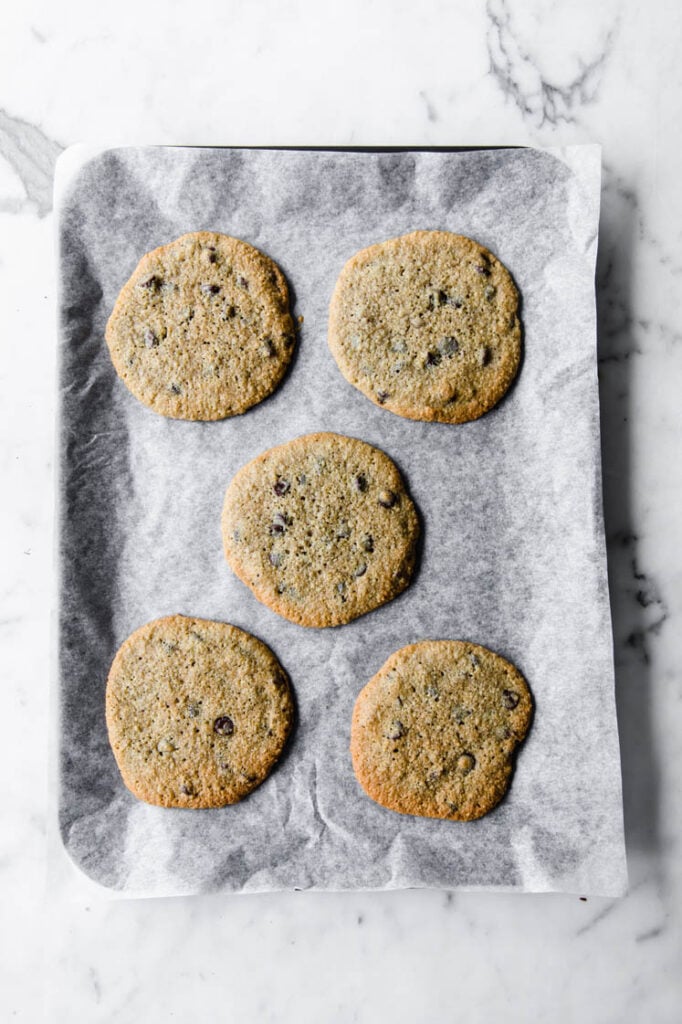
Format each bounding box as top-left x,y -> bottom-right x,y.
1,0 -> 680,1020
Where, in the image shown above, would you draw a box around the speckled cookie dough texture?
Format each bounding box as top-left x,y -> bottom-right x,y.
105,232 -> 296,420
328,230 -> 522,423
105,616 -> 294,808
222,432 -> 420,628
351,640 -> 533,821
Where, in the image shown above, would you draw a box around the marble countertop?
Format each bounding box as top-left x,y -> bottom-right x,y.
1,0 -> 680,1020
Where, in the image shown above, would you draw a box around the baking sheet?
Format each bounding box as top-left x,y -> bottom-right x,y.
54,144 -> 627,896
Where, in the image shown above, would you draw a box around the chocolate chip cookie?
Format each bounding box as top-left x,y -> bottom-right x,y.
222,432 -> 420,627
105,615 -> 294,808
351,640 -> 532,820
328,231 -> 521,423
105,232 -> 295,420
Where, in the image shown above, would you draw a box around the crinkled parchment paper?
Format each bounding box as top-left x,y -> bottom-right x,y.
53,145 -> 626,897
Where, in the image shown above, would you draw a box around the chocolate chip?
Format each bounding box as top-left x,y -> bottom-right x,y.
269,513 -> 289,535
236,275 -> 249,289
138,275 -> 161,290
363,534 -> 374,553
457,752 -> 476,774
502,689 -> 520,709
354,473 -> 368,493
353,562 -> 367,578
169,383 -> 182,395
474,264 -> 491,276
201,283 -> 221,295
206,247 -> 217,263
213,716 -> 234,736
143,327 -> 158,348
429,289 -> 463,309
376,390 -> 389,404
273,478 -> 291,497
179,783 -> 195,796
428,290 -> 448,310
269,551 -> 284,567
438,336 -> 458,356
378,490 -> 397,509
478,346 -> 492,366
386,720 -> 406,740
262,338 -> 277,357
425,350 -> 442,367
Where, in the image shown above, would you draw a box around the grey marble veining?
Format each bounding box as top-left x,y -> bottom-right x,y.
1,0 -> 681,1021
486,0 -> 618,126
0,107 -> 63,216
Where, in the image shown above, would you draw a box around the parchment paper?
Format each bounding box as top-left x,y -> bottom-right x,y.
54,145 -> 627,896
